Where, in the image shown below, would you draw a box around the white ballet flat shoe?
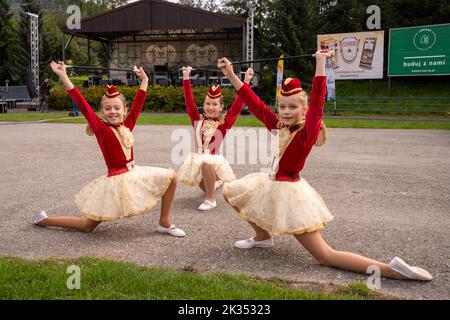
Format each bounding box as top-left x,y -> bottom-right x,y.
234,237 -> 273,249
198,200 -> 217,211
33,210 -> 48,225
389,256 -> 433,281
156,224 -> 186,237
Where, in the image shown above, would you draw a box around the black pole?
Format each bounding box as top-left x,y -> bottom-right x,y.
192,53 -> 317,70
66,65 -> 133,72
87,39 -> 91,68
61,32 -> 65,61
230,53 -> 316,66
388,76 -> 392,97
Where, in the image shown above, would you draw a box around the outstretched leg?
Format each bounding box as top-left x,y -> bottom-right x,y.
294,231 -> 405,279
39,216 -> 101,233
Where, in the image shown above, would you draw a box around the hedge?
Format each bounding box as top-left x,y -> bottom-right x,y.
48,85 -> 239,112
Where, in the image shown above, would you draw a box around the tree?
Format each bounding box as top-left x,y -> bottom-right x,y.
53,0 -> 128,18
178,0 -> 196,6
47,1 -> 127,72
0,0 -> 19,84
221,0 -> 324,102
221,0 -> 450,103
40,14 -> 65,79
178,0 -> 222,12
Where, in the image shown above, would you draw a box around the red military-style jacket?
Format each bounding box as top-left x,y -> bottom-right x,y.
183,79 -> 246,154
236,76 -> 327,182
68,87 -> 147,176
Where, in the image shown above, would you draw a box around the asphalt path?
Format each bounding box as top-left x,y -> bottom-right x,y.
0,123 -> 448,299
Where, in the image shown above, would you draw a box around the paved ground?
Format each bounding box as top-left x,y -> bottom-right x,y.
0,123 -> 449,299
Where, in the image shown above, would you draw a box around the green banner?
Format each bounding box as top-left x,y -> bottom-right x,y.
388,23 -> 450,76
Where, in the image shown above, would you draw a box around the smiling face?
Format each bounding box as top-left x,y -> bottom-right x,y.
278,93 -> 308,126
100,95 -> 127,125
203,95 -> 224,118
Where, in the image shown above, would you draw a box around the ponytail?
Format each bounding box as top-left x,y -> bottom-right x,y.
315,121 -> 327,147
85,125 -> 94,136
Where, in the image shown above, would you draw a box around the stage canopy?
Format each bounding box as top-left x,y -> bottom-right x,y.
61,0 -> 246,84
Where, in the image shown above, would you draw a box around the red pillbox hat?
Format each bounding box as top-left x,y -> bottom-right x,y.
207,85 -> 222,99
281,78 -> 303,96
106,85 -> 120,98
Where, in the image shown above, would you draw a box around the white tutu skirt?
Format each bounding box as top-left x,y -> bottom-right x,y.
177,152 -> 235,186
75,165 -> 175,221
223,173 -> 334,235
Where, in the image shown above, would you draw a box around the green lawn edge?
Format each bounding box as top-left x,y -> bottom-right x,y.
1,113 -> 449,130
0,256 -> 388,300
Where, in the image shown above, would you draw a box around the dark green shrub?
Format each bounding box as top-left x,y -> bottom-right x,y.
48,85 -> 238,112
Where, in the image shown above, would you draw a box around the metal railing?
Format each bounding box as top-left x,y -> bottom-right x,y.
324,96 -> 450,114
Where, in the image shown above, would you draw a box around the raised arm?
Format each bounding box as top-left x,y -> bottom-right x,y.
302,50 -> 333,147
50,61 -> 102,134
125,66 -> 149,131
182,66 -> 200,125
222,67 -> 255,129
219,59 -> 279,131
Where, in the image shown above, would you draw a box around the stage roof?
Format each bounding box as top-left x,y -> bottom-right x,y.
62,0 -> 246,42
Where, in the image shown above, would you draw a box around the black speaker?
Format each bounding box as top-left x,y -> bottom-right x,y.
26,68 -> 37,99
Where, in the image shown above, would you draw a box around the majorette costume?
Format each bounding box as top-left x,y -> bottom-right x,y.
177,81 -> 245,186
68,85 -> 175,221
223,77 -> 334,235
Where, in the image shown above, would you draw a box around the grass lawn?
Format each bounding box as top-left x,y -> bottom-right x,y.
0,256 -> 384,300
323,110 -> 450,119
0,112 -> 73,122
1,112 -> 449,130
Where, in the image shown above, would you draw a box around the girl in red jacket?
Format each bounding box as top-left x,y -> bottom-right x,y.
178,66 -> 254,211
33,61 -> 185,237
218,52 -> 432,281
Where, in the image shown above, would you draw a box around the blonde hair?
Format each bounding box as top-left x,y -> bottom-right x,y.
85,93 -> 128,136
297,91 -> 308,107
294,91 -> 327,147
315,122 -> 327,147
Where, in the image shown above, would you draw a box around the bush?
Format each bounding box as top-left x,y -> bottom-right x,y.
48,85 -> 238,112
47,87 -> 73,110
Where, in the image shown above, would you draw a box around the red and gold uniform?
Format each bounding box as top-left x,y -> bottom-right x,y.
68,85 -> 175,221
178,81 -> 245,186
223,77 -> 334,235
